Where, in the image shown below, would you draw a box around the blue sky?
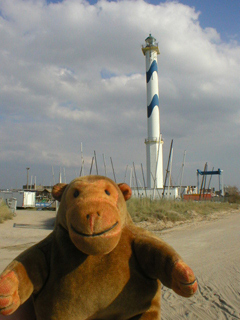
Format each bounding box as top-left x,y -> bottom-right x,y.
178,0 -> 240,42
0,0 -> 239,190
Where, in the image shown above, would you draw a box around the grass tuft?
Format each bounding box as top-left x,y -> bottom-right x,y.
127,198 -> 239,223
0,199 -> 14,223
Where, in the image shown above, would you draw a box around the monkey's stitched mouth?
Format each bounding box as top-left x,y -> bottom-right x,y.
71,221 -> 119,237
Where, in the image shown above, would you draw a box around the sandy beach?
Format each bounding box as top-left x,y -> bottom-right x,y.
159,212 -> 240,319
0,209 -> 239,319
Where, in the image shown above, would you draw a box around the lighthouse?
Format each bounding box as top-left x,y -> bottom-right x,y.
142,34 -> 163,189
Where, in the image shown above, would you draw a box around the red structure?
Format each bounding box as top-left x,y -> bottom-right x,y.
183,194 -> 212,201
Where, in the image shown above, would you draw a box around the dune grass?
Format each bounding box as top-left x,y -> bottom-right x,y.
0,195 -> 239,225
127,198 -> 239,223
0,199 -> 14,223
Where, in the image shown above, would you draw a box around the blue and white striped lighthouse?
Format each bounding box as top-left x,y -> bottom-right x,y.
142,34 -> 163,189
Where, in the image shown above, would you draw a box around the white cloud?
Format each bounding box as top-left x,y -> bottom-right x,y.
0,0 -> 239,189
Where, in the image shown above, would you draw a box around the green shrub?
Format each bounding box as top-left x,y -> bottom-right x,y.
225,186 -> 240,203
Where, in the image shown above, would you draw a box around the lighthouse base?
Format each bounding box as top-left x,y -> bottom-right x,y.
145,137 -> 163,189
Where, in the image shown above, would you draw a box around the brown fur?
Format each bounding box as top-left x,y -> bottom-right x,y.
0,176 -> 197,319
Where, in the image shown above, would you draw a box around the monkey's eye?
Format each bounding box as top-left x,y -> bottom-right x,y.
73,190 -> 80,198
105,190 -> 110,196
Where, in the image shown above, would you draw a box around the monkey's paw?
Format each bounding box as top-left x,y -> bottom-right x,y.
171,260 -> 198,297
0,271 -> 20,315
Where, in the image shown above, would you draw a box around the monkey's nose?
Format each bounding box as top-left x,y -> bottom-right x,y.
86,212 -> 100,233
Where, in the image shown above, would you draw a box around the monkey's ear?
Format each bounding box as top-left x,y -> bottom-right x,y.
118,183 -> 132,201
52,183 -> 68,202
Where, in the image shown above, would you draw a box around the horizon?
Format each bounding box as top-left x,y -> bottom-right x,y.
0,0 -> 239,190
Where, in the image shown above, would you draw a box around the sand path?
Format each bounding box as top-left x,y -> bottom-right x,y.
0,210 -> 56,272
159,212 -> 240,320
0,210 -> 239,319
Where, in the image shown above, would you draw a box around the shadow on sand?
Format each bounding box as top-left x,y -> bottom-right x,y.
13,217 -> 56,230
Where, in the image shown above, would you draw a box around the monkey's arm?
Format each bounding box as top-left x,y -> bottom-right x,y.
133,234 -> 197,297
0,238 -> 50,315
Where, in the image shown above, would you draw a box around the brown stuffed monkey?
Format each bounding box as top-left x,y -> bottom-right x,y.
0,175 -> 197,319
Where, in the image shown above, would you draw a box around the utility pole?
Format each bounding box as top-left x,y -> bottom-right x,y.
179,150 -> 186,198
162,139 -> 173,198
26,167 -> 30,190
